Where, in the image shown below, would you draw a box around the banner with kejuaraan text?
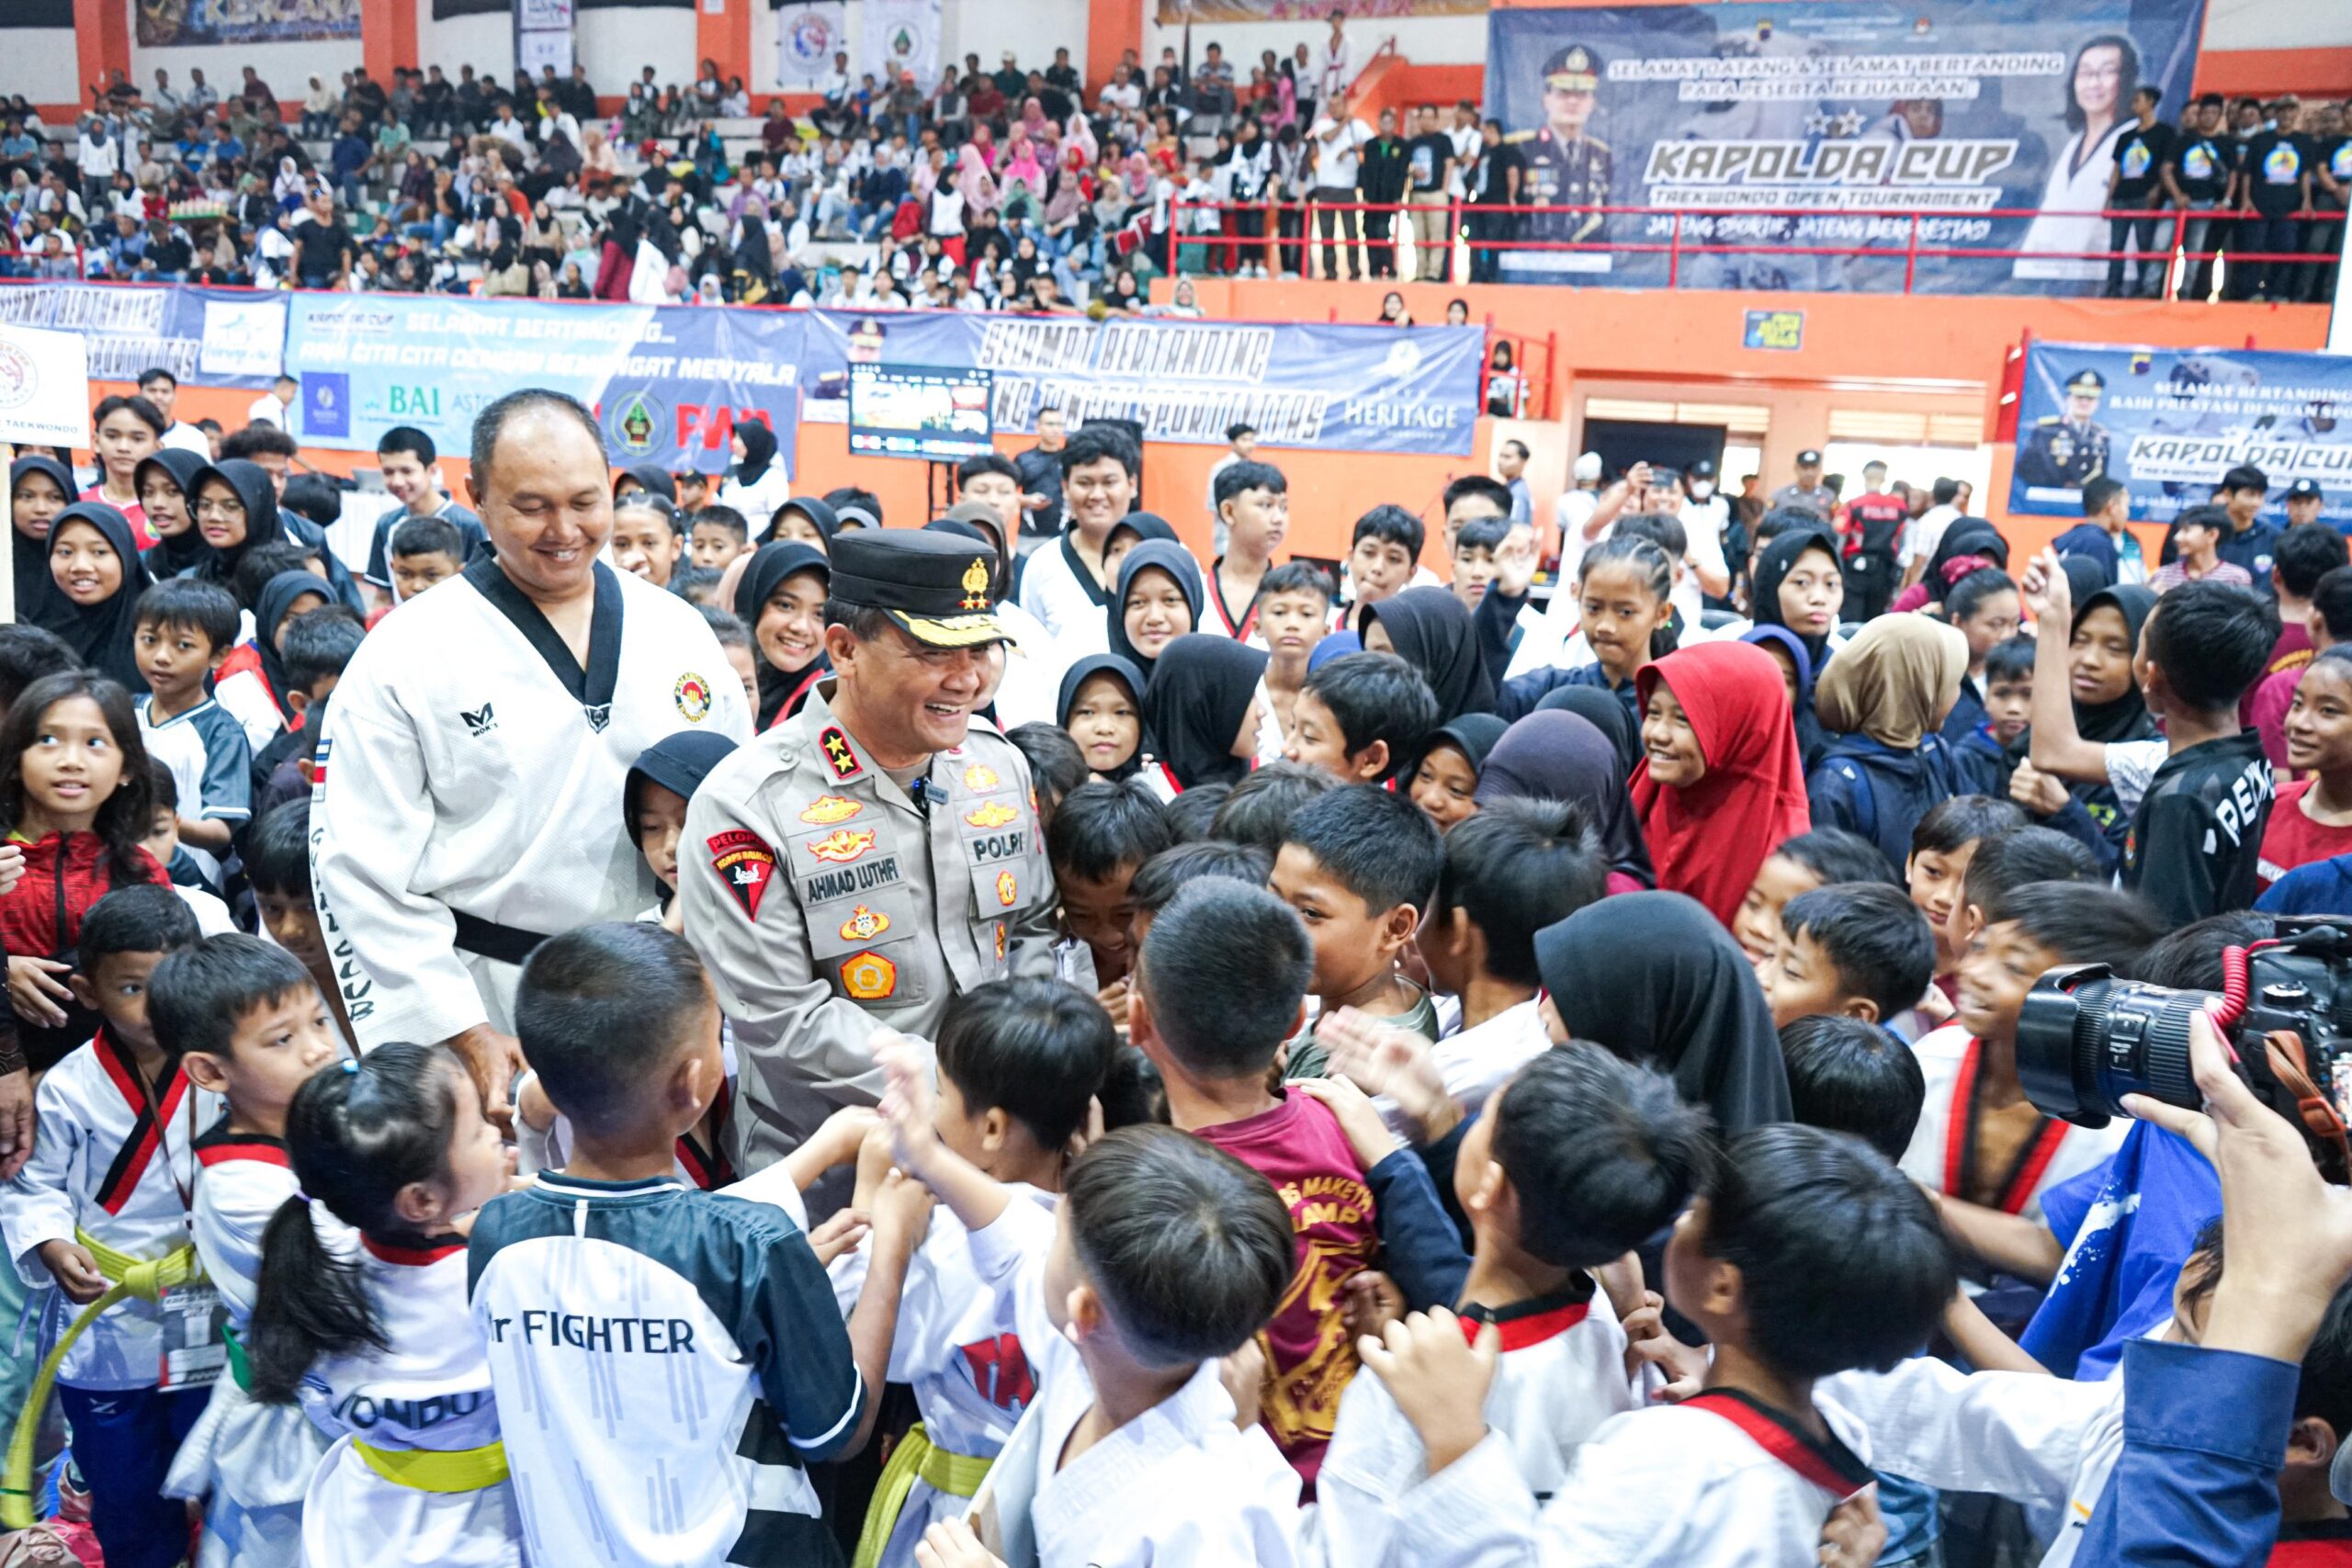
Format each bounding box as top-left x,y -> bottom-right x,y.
282,294 -> 804,476
2007,342 -> 2352,529
1484,0 -> 2205,296
799,311 -> 1484,457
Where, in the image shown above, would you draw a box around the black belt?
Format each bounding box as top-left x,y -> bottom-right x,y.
450,910 -> 555,967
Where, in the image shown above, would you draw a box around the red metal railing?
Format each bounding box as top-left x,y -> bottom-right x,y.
1166,197 -> 2346,296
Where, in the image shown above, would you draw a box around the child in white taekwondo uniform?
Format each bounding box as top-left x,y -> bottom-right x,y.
1306,1046 -> 1712,1568
243,1044 -> 522,1568
469,924 -> 884,1568
156,935 -> 349,1568
874,1043 -> 1306,1568
0,889 -> 214,1568
1359,1126 -> 1955,1568
826,983 -> 1114,1567
311,536 -> 749,1053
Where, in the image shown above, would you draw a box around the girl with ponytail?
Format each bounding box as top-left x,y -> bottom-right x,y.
247,1043 -> 521,1567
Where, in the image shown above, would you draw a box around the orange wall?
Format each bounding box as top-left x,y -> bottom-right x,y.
83,285 -> 2328,571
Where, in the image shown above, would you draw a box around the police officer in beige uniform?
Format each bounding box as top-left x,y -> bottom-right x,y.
682,530 -> 1057,1169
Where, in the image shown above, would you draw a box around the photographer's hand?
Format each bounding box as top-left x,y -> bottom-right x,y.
2123,1010 -> 2352,1364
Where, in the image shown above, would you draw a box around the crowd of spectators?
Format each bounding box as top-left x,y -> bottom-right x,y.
0,10 -> 1505,308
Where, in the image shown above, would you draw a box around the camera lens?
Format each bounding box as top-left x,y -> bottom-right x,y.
2017,964 -> 2209,1126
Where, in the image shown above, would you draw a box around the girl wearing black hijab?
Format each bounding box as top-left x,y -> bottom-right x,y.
1106,540 -> 1204,673
766,495 -> 838,551
1402,713 -> 1507,830
1141,634 -> 1268,791
1102,511 -> 1180,577
722,419 -> 792,525
1538,889 -> 1792,1135
43,502 -> 154,691
1747,525 -> 1847,671
1057,652 -> 1151,784
134,448 -> 212,580
234,570 -> 339,731
2038,582 -> 2159,868
1533,684 -> 1643,777
1363,586 -> 1498,720
187,459 -> 286,594
614,465 -> 678,506
10,455 -> 76,635
732,541 -> 832,729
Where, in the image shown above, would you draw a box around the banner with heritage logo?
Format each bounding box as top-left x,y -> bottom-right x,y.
1484,0 -> 2206,295
2007,342 -> 2352,528
282,295 -> 803,476
799,310 -> 1485,457
0,282 -> 283,389
136,0 -> 361,46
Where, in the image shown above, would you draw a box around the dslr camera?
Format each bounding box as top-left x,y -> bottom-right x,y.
2017,918 -> 2352,1174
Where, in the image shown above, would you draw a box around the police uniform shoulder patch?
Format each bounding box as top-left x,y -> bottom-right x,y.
707,829 -> 777,919
800,795 -> 864,826
673,672 -> 712,724
842,951 -> 897,1000
963,762 -> 1001,791
964,800 -> 1019,829
820,726 -> 862,781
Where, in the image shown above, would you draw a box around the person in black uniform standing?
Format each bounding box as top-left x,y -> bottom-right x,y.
1359,106 -> 1410,281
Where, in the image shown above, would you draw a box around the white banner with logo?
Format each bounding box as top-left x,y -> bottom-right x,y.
863,0 -> 942,94
775,3 -> 848,92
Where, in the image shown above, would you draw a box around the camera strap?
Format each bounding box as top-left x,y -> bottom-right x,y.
2262,1031 -> 2352,1179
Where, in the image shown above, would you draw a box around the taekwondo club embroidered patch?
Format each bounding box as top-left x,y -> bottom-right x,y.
707,829 -> 777,919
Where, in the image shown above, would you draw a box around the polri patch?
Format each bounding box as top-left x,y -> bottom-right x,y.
820,727 -> 862,780
842,952 -> 897,1000
707,829 -> 777,919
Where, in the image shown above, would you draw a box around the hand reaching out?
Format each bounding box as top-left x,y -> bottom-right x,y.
1342,1269 -> 1408,1343
1291,1075 -> 1401,1170
915,1519 -> 1007,1568
1819,1485 -> 1885,1568
1317,1008 -> 1454,1141
874,1029 -> 939,1172
803,1207 -> 870,1268
1358,1307 -> 1498,1472
1219,1337 -> 1268,1430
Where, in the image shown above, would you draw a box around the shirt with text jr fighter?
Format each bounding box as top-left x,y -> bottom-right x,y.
468,1169 -> 865,1567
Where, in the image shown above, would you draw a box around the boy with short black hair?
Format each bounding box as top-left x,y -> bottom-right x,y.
243,798 -> 356,1048
831,978 -> 1117,1560
1315,1043 -> 1713,1566
473,922 -> 879,1566
1210,458 -> 1290,640
1953,633 -> 2038,796
385,513 -> 465,603
1208,759 -> 1334,853
1778,1014 -> 1926,1163
367,424 -> 484,606
1125,840 -> 1272,954
1284,651 -> 1441,784
2123,579 -> 2279,924
1367,1124 -> 1953,1564
152,932 -> 344,1562
1118,877 -> 1375,1485
251,607 -> 362,812
1273,784 -> 1445,1072
1731,827 -> 1900,967
1414,798 -> 1606,1121
1906,795 -> 2027,978
0,886 -> 209,1568
1905,881 -> 2163,1287
1448,514 -> 1514,612
876,1066 -> 1302,1565
1946,823 -> 2099,971
1763,882 -> 1937,1030
1046,778 -> 1174,1002
132,577 -> 251,892
1259,559 -> 1336,736
1346,503 -> 1432,616
687,504 -> 752,572
2153,503 -> 2256,592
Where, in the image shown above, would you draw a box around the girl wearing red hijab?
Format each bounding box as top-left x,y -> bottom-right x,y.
1630,640 -> 1812,929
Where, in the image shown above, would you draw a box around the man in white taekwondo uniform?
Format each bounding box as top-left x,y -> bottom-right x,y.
684,530 -> 1057,1170
312,390 -> 751,1112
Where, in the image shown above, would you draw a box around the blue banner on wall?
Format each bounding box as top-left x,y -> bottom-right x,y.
282,295 -> 805,475
2007,342 -> 2352,528
799,311 -> 1485,457
0,283 -> 283,389
1484,0 -> 2207,295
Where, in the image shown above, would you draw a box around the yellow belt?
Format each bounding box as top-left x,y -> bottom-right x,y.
852,1422 -> 993,1568
2,1229 -> 203,1529
352,1438 -> 511,1495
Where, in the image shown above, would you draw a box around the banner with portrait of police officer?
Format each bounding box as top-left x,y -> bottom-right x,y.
1484,0 -> 2206,296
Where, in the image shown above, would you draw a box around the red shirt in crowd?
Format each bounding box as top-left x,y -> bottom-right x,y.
2256,778 -> 2352,891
